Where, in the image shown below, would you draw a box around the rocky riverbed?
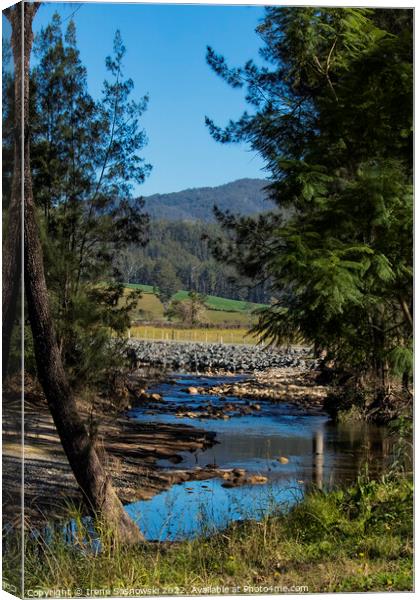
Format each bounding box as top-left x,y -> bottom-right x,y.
129,340 -> 314,373
2,344 -> 325,527
203,367 -> 329,412
129,365 -> 328,423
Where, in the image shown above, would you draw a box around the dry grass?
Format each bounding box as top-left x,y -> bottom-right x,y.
204,309 -> 255,326
129,325 -> 257,345
122,289 -> 165,321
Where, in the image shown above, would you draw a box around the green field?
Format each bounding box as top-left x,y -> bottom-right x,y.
173,290 -> 266,313
122,284 -> 263,328
125,283 -> 156,293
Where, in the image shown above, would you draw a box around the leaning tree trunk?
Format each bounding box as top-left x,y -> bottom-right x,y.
6,1 -> 142,544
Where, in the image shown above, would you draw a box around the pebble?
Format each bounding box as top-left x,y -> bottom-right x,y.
248,475 -> 268,484
233,468 -> 246,477
127,340 -> 310,373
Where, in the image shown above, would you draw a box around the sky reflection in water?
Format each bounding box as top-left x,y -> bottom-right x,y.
125,375 -> 391,541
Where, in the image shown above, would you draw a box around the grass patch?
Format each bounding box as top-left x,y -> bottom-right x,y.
118,288 -> 165,321
128,291 -> 165,321
3,473 -> 413,595
125,283 -> 156,293
205,309 -> 255,326
171,291 -> 265,313
121,287 -> 260,330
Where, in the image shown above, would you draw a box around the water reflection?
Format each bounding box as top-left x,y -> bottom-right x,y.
126,374 -> 394,540
312,430 -> 324,489
126,478 -> 303,541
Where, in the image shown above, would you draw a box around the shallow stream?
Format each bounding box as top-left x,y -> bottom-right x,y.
125,374 -> 392,541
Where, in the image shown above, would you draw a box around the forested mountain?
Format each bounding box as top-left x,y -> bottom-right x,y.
117,178 -> 280,302
141,178 -> 274,221
114,220 -> 270,303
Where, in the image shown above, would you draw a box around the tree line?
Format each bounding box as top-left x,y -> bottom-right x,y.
114,219 -> 270,304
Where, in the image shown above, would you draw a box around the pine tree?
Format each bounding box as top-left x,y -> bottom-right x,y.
4,1 -> 142,545
31,15 -> 151,385
206,7 -> 413,404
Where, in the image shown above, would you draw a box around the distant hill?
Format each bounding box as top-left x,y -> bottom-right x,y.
141,178 -> 274,222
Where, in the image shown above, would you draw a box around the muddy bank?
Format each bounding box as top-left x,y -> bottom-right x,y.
2,378 -> 222,527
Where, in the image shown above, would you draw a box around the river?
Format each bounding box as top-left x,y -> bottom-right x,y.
124,374 -> 392,541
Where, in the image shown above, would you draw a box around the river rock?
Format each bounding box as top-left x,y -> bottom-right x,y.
127,340 -> 311,374
248,475 -> 268,485
233,468 -> 246,477
278,456 -> 289,464
221,481 -> 236,488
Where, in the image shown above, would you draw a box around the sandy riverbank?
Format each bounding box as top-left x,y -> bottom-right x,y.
2,375 -> 220,527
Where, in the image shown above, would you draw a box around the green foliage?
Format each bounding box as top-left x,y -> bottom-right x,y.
56,285 -> 140,387
173,290 -> 265,313
152,259 -> 183,304
113,220 -> 270,304
206,7 -> 413,400
28,14 -> 151,386
4,473 -> 412,594
166,291 -> 208,326
387,345 -> 413,378
125,283 -> 155,293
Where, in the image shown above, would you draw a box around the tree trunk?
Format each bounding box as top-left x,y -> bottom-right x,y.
7,2 -> 142,544
2,3 -> 30,376
2,139 -> 21,375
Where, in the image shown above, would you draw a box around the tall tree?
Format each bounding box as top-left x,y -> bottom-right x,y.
30,16 -> 150,382
5,2 -> 142,543
152,259 -> 182,305
2,2 -> 35,376
206,8 -> 413,404
166,291 -> 207,326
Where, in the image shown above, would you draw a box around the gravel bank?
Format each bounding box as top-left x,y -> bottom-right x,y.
129,340 -> 314,373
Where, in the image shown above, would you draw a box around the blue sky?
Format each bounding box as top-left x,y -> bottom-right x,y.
27,2 -> 268,195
